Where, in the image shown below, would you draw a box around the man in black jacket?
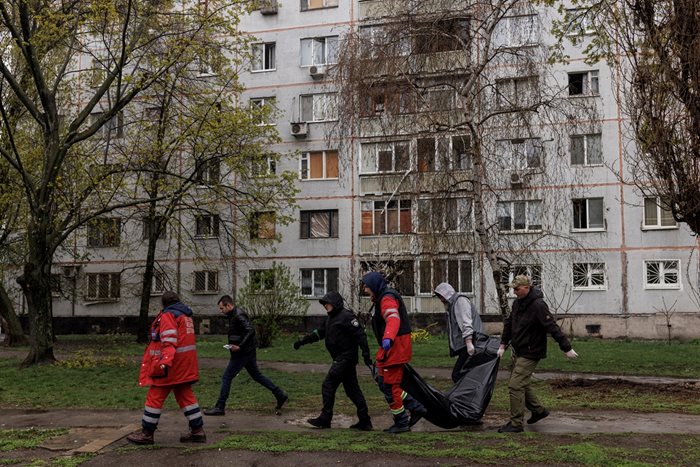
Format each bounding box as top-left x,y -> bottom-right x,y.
496,275 -> 578,433
204,295 -> 288,416
294,291 -> 373,431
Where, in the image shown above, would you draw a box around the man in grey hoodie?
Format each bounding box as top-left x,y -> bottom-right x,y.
434,282 -> 485,383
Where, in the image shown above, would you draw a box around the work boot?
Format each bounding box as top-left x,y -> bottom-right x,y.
180,427 -> 206,443
275,392 -> 289,411
527,409 -> 550,425
408,406 -> 427,427
349,418 -> 373,431
497,422 -> 524,433
383,423 -> 410,434
126,429 -> 154,445
203,406 -> 225,416
307,416 -> 331,428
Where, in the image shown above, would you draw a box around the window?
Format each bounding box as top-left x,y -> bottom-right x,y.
494,14 -> 539,47
250,97 -> 276,125
359,25 -> 411,58
193,270 -> 218,293
50,274 -> 62,298
195,214 -> 220,238
417,137 -> 437,172
644,260 -> 680,289
300,268 -> 339,297
573,262 -> 606,290
412,18 -> 470,54
361,83 -> 417,116
497,200 -> 542,232
250,269 -> 274,291
195,158 -> 221,185
85,272 -> 120,300
90,163 -> 123,192
300,36 -> 339,66
149,271 -> 166,295
573,198 -> 604,230
360,260 -> 415,296
360,142 -> 409,174
495,138 -> 543,169
361,199 -> 412,235
301,0 -> 338,11
451,135 -> 472,170
568,71 -> 599,96
300,93 -> 338,122
252,42 -> 275,71
300,210 -> 338,238
87,218 -> 121,247
643,197 -> 676,229
90,111 -> 124,139
565,8 -> 595,36
570,133 -> 602,165
250,211 -> 276,239
419,86 -> 456,112
419,258 -> 473,295
502,265 -> 542,294
417,197 -> 472,233
495,76 -> 538,109
142,216 -> 167,240
300,150 -> 338,179
252,156 -> 276,177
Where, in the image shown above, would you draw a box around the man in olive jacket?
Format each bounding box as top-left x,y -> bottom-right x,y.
496,275 -> 578,433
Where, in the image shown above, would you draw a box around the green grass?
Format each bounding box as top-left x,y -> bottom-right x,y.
0,428 -> 68,451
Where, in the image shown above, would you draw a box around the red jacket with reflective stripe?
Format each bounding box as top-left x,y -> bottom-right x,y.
138,305 -> 199,387
374,295 -> 412,368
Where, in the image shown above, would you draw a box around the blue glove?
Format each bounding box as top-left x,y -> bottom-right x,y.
381,338 -> 392,351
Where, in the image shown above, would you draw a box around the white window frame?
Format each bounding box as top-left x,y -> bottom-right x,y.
572,262 -> 607,291
572,197 -> 605,231
149,270 -> 166,296
494,14 -> 540,48
301,0 -> 339,12
300,36 -> 339,66
418,258 -> 473,296
194,158 -> 221,185
193,270 -> 219,294
359,141 -> 410,174
417,197 -> 472,233
87,218 -> 121,248
642,197 -> 677,230
497,200 -> 542,233
504,265 -> 542,296
644,259 -> 681,290
360,199 -> 412,235
495,76 -> 538,109
195,214 -> 220,238
85,272 -> 121,301
300,150 -> 339,180
495,138 -> 543,169
570,133 -> 603,166
250,97 -> 276,126
251,42 -> 276,72
252,155 -> 276,178
568,70 -> 599,96
300,93 -> 338,122
450,135 -> 472,170
565,8 -> 595,36
300,268 -> 339,297
249,269 -> 274,292
90,111 -> 124,139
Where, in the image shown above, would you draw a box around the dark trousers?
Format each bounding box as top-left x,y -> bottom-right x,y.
319,359 -> 369,422
451,348 -> 470,383
215,349 -> 284,408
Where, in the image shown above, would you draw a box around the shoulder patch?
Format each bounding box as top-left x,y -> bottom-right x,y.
351,319 -> 360,327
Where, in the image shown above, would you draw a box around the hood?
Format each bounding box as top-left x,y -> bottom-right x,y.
519,287 -> 544,308
319,290 -> 343,311
434,282 -> 456,302
164,301 -> 193,317
361,271 -> 387,298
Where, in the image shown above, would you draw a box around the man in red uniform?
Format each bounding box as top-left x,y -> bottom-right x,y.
126,291 -> 205,445
362,271 -> 426,433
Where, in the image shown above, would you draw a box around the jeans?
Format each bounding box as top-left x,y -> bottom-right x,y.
215,349 -> 284,408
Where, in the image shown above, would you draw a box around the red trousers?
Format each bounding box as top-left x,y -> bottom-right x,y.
141,383 -> 203,432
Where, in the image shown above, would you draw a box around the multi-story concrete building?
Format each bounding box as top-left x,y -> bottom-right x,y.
36,0 -> 699,339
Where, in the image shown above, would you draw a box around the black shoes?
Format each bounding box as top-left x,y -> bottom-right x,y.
383,423 -> 410,434
203,406 -> 225,416
408,406 -> 427,427
527,409 -> 550,425
179,427 -> 207,443
307,417 -> 331,429
349,419 -> 373,431
497,422 -> 524,433
275,393 -> 288,411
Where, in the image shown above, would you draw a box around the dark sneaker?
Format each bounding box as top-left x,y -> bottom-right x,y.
349,419 -> 373,431
408,406 -> 427,427
203,407 -> 225,416
307,417 -> 331,429
527,409 -> 550,425
126,430 -> 154,445
180,427 -> 206,443
275,393 -> 288,411
383,423 -> 410,434
497,422 -> 524,433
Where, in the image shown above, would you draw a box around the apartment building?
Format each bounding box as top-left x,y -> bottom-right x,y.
42,0 -> 698,339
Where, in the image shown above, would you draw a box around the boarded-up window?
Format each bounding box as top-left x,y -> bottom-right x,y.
300,210 -> 338,238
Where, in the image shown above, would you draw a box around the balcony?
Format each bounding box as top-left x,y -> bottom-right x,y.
359,232 -> 474,255
359,0 -> 471,21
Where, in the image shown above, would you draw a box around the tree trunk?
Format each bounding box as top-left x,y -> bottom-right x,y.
137,223 -> 160,344
0,281 -> 28,346
16,259 -> 56,366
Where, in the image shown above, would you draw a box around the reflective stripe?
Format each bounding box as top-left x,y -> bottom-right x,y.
176,345 -> 197,353
400,391 -> 408,400
186,412 -> 203,421
162,337 -> 178,344
145,406 -> 162,414
384,311 -> 400,319
183,403 -> 200,413
149,350 -> 162,356
161,329 -> 177,336
143,415 -> 159,424
390,407 -> 405,415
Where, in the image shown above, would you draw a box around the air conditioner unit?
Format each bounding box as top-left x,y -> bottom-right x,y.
309,65 -> 326,79
510,172 -> 524,186
260,0 -> 278,15
290,122 -> 308,138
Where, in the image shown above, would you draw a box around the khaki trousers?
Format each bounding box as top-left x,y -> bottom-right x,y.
508,355 -> 545,428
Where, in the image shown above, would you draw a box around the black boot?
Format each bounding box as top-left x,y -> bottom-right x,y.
203,406 -> 225,416
307,416 -> 331,428
180,426 -> 207,443
275,392 -> 288,411
126,429 -> 154,445
349,418 -> 373,431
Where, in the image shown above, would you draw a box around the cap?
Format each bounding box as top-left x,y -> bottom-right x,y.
508,275 -> 531,289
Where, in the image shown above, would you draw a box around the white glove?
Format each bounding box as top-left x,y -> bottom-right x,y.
466,339 -> 475,356
496,344 -> 506,358
565,349 -> 578,360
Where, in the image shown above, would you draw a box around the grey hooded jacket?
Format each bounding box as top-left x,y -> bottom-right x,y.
435,282 -> 484,356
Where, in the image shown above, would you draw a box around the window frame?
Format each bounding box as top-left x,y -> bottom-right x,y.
85,272 -> 121,301
568,70 -> 600,97
503,265 -> 542,296
570,133 -> 603,166
497,200 -> 542,233
418,258 -> 474,296
300,0 -> 338,12
360,199 -> 413,235
251,42 -> 276,72
193,270 -> 219,294
495,137 -> 543,170
300,209 -> 339,239
87,217 -> 121,248
249,96 -> 277,126
572,262 -> 607,291
149,270 -> 166,296
359,141 -> 410,175
195,214 -> 220,238
300,150 -> 339,180
572,197 -> 605,231
300,267 -> 339,297
142,216 -> 167,240
194,157 -> 221,186
300,36 -> 339,66
494,14 -> 540,48
416,197 -> 472,233
642,196 -> 678,230
249,269 -> 274,292
644,259 -> 681,290
250,211 -> 276,240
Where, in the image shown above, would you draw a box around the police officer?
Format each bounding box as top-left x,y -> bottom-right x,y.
294,290 -> 373,430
